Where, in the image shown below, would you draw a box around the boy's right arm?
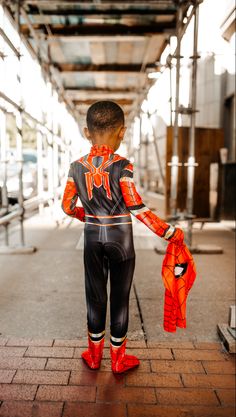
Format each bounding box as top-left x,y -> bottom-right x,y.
119,162 -> 184,245
61,164 -> 85,222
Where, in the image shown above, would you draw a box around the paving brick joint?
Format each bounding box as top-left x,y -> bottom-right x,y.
0,338 -> 235,417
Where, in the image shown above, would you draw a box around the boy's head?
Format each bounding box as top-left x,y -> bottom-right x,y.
84,101 -> 126,151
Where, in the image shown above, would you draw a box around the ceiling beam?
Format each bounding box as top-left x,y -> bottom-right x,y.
73,98 -> 134,106
56,63 -> 156,72
65,87 -> 136,93
0,28 -> 21,58
47,35 -> 146,42
65,89 -> 138,101
20,22 -> 176,36
23,1 -> 176,7
25,8 -> 176,16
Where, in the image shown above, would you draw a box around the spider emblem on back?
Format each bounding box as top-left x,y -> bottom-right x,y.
79,154 -> 124,200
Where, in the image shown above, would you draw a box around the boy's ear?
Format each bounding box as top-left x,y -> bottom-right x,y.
119,126 -> 127,139
83,127 -> 91,140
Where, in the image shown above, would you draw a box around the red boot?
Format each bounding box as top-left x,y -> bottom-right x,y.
110,340 -> 140,373
81,337 -> 104,370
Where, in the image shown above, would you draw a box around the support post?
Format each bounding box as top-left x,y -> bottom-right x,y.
169,5 -> 183,218
166,49 -> 173,127
47,140 -> 54,200
36,129 -> 44,214
15,1 -> 25,247
138,114 -> 143,189
169,63 -> 173,127
15,109 -> 25,246
185,4 -> 200,246
150,130 -> 165,189
137,116 -> 142,189
64,142 -> 70,175
53,141 -> 59,195
144,128 -> 149,193
0,108 -> 9,245
136,116 -> 142,189
0,8 -> 9,245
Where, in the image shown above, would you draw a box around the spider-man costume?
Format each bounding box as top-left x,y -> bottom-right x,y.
62,144 -> 184,372
162,242 -> 196,332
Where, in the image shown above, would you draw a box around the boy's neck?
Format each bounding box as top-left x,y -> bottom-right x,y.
91,138 -> 116,151
87,125 -> 124,152
90,143 -> 114,156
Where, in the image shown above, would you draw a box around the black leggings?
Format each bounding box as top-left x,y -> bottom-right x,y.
84,223 -> 135,341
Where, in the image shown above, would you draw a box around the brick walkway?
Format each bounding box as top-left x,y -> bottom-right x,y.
0,338 -> 235,417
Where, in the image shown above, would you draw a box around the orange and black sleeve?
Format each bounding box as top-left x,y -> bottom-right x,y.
61,164 -> 85,222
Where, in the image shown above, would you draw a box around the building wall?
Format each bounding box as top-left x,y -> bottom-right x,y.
195,56 -> 222,129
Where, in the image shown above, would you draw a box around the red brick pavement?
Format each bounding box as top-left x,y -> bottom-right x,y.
0,338 -> 235,417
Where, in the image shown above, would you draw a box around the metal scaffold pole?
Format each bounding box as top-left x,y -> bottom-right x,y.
137,115 -> 142,189
0,108 -> 9,245
16,0 -> 25,247
47,141 -> 54,200
36,129 -> 44,215
169,4 -> 183,219
148,112 -> 165,189
144,125 -> 149,193
138,113 -> 143,189
185,2 -> 199,246
169,60 -> 173,127
15,109 -> 25,246
0,6 -> 9,245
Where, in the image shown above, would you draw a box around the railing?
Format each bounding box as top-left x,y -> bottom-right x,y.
0,192 -> 52,254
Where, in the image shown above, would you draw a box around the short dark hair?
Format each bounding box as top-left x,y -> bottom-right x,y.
86,101 -> 124,133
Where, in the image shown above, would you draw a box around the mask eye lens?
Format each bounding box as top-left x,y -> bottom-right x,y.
174,263 -> 188,278
174,265 -> 184,276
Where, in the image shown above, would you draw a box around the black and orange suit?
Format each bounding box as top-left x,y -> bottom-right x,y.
62,144 -> 181,345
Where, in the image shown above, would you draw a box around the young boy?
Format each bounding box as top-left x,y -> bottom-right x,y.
62,101 -> 184,373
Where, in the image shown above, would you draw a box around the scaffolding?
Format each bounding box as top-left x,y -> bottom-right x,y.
0,0 -> 224,254
0,3 -> 76,253
131,0 -> 218,249
167,1 -> 202,248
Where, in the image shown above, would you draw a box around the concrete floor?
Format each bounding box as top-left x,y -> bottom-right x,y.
0,203 -> 235,343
